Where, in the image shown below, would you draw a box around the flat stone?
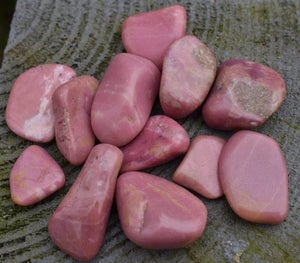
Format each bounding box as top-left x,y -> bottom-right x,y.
10,145 -> 65,206
202,59 -> 286,130
116,171 -> 207,249
91,53 -> 160,147
122,5 -> 186,69
121,115 -> 190,172
48,144 -> 123,261
52,75 -> 98,165
173,135 -> 225,199
219,130 -> 288,224
6,64 -> 76,142
160,35 -> 217,118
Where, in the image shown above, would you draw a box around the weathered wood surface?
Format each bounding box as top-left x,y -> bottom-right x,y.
0,0 -> 299,262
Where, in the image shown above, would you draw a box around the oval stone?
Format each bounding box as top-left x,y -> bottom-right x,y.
48,144 -> 123,261
52,75 -> 98,165
116,171 -> 207,249
219,130 -> 288,224
91,53 -> 160,147
10,145 -> 65,206
6,64 -> 76,142
121,115 -> 190,172
202,59 -> 286,130
160,35 -> 217,119
122,5 -> 186,69
173,135 -> 225,199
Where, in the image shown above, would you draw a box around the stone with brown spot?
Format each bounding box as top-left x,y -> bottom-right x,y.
116,171 -> 207,249
202,59 -> 286,130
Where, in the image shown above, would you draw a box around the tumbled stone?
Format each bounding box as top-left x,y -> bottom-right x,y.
173,135 -> 225,199
91,53 -> 160,147
219,130 -> 288,224
160,35 -> 217,119
202,59 -> 286,130
6,64 -> 76,142
52,75 -> 98,165
121,115 -> 190,172
10,145 -> 65,206
48,144 -> 123,261
122,5 -> 186,69
116,171 -> 207,249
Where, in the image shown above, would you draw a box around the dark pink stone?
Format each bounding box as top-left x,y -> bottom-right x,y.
160,35 -> 217,119
121,115 -> 190,172
219,130 -> 288,224
10,145 -> 65,206
173,135 -> 225,199
202,59 -> 286,130
122,5 -> 186,69
116,171 -> 207,249
6,64 -> 76,142
52,75 -> 98,165
48,144 -> 123,261
91,53 -> 160,147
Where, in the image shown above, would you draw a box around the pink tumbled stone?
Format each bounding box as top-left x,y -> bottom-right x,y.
173,135 -> 225,199
6,64 -> 76,142
219,130 -> 288,224
10,145 -> 65,206
121,115 -> 190,172
202,59 -> 286,130
52,75 -> 98,165
116,172 -> 207,249
122,5 -> 186,69
91,53 -> 160,147
48,144 -> 123,261
160,35 -> 217,119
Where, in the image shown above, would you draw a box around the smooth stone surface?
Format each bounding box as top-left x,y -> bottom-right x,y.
91,53 -> 160,147
202,59 -> 286,130
48,144 -> 123,261
173,135 -> 225,199
121,115 -> 190,172
5,64 -> 76,142
219,130 -> 288,224
9,145 -> 65,206
52,75 -> 98,165
122,5 -> 186,69
160,35 -> 217,119
116,171 -> 207,249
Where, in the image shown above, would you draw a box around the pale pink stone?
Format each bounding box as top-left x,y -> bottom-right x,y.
202,59 -> 286,130
5,64 -> 76,142
160,35 -> 217,118
116,171 -> 207,249
122,5 -> 186,69
91,53 -> 160,147
10,145 -> 65,206
48,144 -> 123,261
173,135 -> 225,199
121,115 -> 190,172
52,75 -> 98,165
219,130 -> 288,224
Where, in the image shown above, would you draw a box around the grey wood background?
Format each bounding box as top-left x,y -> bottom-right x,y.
0,0 -> 299,262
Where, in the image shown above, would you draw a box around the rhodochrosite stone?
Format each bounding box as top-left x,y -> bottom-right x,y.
10,145 -> 65,206
160,35 -> 217,119
121,115 -> 190,172
52,75 -> 98,165
48,144 -> 123,261
122,5 -> 186,69
219,130 -> 288,224
173,135 -> 225,199
6,64 -> 76,142
116,172 -> 207,249
91,53 -> 160,147
202,59 -> 286,130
